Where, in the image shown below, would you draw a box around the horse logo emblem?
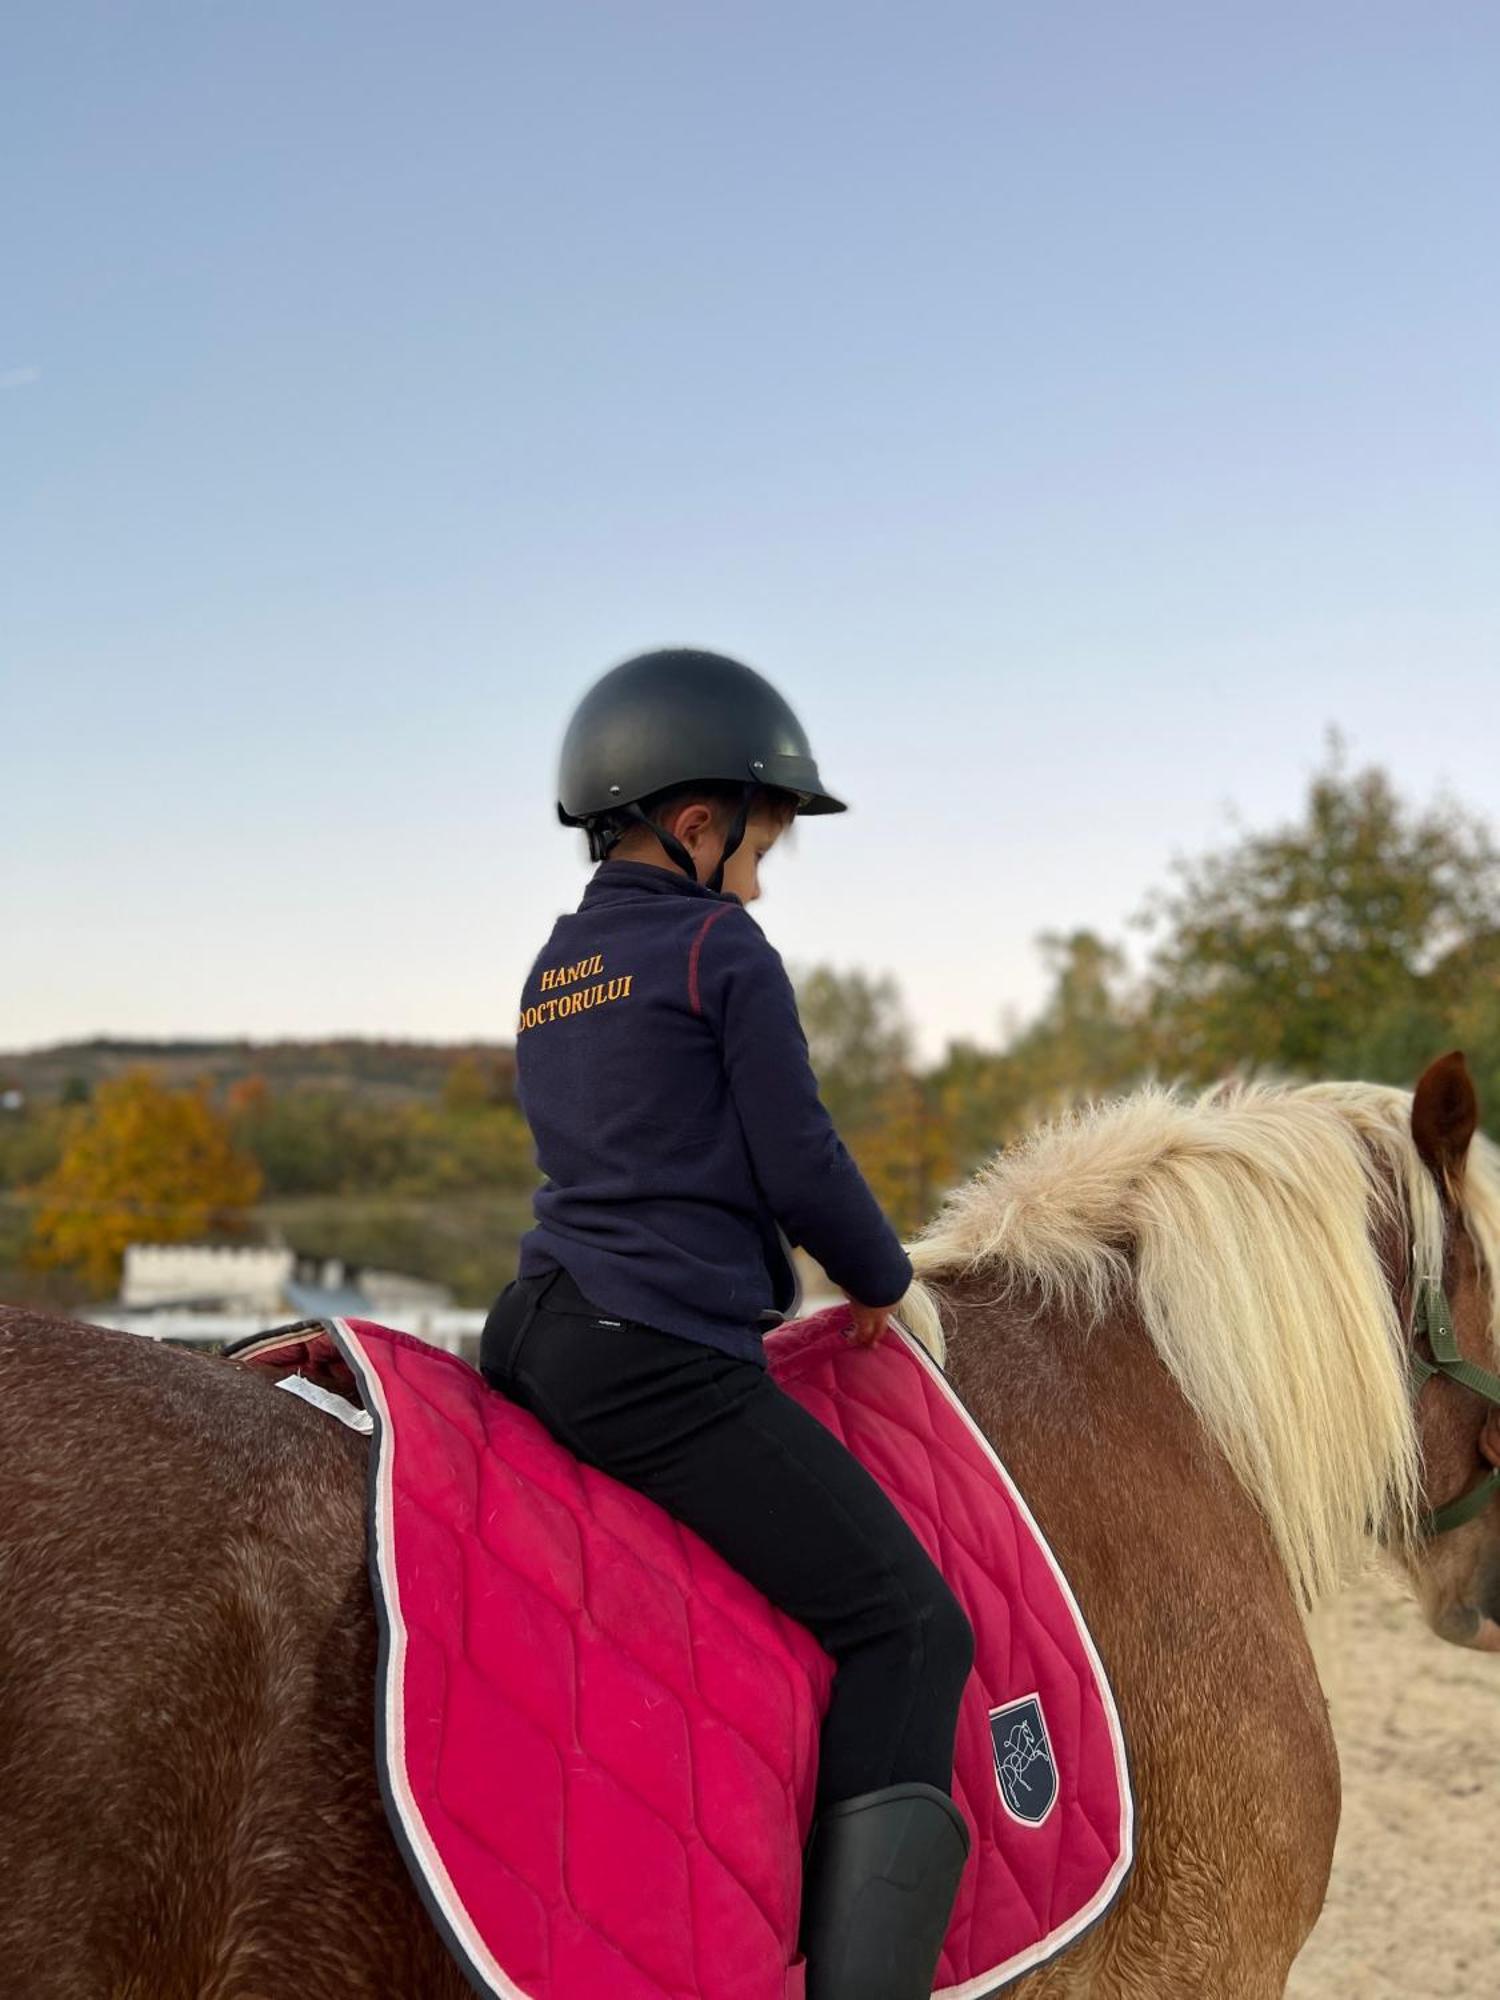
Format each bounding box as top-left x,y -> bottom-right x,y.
990,1693 -> 1059,1826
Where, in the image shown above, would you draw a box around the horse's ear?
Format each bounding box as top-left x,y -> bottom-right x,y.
1411,1051 -> 1479,1188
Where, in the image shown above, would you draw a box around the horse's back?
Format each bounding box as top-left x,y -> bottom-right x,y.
0,1307 -> 464,2000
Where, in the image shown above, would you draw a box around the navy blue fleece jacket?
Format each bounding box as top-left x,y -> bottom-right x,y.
512,857 -> 914,1364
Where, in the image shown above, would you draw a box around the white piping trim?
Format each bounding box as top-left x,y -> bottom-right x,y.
332,1318 -> 534,2000
887,1319 -> 1136,1998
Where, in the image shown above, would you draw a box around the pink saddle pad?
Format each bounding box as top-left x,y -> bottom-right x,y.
231,1308 -> 1132,1998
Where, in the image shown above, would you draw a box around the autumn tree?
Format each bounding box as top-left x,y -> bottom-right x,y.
856,1069 -> 965,1237
28,1069 -> 264,1293
1002,931 -> 1149,1104
922,1038 -> 1025,1179
774,962 -> 948,1242
793,964 -> 914,1134
442,1055 -> 495,1115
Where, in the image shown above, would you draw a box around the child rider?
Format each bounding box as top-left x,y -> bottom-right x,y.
481,646 -> 975,2000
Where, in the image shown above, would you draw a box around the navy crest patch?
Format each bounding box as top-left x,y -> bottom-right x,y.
990,1693 -> 1059,1826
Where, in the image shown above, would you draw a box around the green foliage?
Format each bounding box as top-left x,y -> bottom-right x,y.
793,965 -> 914,1136
920,750 -> 1500,1183
790,964 -> 943,1229
924,1038 -> 1028,1175
231,1088 -> 536,1198
0,1101 -> 71,1191
0,1038 -> 517,1112
1139,742 -> 1500,1085
442,1054 -> 509,1114
923,933 -> 1155,1181
260,1193 -> 536,1308
1008,931 -> 1151,1099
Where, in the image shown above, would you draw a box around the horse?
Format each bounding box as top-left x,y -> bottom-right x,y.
1,1052 -> 1497,1998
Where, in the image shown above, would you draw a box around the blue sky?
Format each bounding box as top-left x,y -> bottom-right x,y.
5,2 -> 1497,1067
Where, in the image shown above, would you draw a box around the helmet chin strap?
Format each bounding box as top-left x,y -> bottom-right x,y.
705,793 -> 752,894
612,791 -> 753,895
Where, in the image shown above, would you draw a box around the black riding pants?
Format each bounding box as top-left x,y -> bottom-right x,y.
480,1264 -> 975,1814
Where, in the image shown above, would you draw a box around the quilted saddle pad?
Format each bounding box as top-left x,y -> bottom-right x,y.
229,1307 -> 1133,1999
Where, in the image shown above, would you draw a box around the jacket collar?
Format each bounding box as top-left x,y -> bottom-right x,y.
581,859 -> 743,908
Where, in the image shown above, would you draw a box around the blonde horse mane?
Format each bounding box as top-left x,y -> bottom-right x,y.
895,1077 -> 1500,1607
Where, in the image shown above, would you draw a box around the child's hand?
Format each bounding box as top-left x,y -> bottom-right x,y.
841,1293 -> 894,1347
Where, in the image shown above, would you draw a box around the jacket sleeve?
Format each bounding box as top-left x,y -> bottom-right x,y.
695,908 -> 914,1308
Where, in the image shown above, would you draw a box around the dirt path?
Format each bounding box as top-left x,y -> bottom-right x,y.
1286,1568 -> 1500,1996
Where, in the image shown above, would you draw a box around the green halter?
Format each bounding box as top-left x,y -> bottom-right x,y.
1409,1274 -> 1500,1537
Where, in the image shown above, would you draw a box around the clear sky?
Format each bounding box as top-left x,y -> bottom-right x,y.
5,2 -> 1497,1069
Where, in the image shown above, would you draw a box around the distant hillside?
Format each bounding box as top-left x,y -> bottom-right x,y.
0,1038 -> 518,1108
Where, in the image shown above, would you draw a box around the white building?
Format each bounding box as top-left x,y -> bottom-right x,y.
103,1241 -> 470,1350
122,1243 -> 295,1313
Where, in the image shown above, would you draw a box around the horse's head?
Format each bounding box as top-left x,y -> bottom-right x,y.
1399,1052 -> 1500,1653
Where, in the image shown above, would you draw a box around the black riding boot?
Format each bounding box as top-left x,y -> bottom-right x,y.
796,1782 -> 971,1999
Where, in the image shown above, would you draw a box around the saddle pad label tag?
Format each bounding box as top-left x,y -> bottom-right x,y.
275,1373 -> 375,1433
990,1692 -> 1059,1826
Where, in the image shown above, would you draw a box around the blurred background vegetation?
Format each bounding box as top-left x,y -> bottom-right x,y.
5,744 -> 1497,1310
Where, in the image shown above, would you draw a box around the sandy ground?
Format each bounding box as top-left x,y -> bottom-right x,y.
1286,1567 -> 1500,1997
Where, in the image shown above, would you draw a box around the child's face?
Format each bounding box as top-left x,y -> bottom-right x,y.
714,808 -> 786,904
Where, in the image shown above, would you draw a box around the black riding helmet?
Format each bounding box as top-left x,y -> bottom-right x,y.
556,648 -> 847,894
